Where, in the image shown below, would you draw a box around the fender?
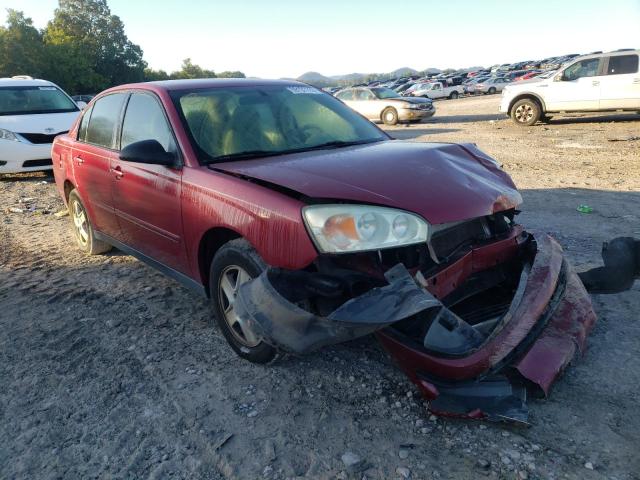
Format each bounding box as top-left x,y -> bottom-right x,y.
508,92 -> 548,114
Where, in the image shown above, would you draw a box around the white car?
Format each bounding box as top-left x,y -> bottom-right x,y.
410,82 -> 464,99
0,77 -> 82,173
500,49 -> 640,126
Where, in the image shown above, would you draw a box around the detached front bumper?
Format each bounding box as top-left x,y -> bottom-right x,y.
235,233 -> 597,424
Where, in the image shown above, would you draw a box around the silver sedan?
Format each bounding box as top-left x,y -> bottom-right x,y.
335,87 -> 435,125
472,77 -> 512,94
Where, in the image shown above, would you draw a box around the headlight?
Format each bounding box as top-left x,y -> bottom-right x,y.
0,128 -> 19,142
403,103 -> 423,110
303,204 -> 429,253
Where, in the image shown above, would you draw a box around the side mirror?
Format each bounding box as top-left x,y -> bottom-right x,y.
554,73 -> 564,82
120,139 -> 177,167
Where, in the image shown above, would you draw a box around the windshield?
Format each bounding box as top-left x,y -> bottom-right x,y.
171,85 -> 388,163
0,86 -> 78,116
370,87 -> 401,99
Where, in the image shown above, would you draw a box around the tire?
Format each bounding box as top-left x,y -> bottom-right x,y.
510,98 -> 542,126
449,91 -> 459,99
68,189 -> 111,255
209,239 -> 277,364
488,87 -> 496,94
381,107 -> 399,125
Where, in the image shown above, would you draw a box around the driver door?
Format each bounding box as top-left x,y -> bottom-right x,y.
544,57 -> 603,111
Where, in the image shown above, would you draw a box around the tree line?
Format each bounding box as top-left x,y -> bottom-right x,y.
0,0 -> 244,95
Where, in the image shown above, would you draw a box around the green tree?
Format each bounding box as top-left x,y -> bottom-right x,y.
0,9 -> 45,78
171,58 -> 216,79
144,67 -> 170,81
217,70 -> 245,79
43,0 -> 146,93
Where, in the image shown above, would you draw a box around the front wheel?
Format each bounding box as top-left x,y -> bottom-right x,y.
68,190 -> 111,255
209,239 -> 277,364
381,107 -> 399,125
511,98 -> 542,126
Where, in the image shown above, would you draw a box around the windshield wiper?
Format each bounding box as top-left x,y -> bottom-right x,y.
207,139 -> 383,163
208,150 -> 288,163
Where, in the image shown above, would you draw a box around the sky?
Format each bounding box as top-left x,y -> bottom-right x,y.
2,0 -> 640,78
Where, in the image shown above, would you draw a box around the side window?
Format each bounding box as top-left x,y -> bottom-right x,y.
606,55 -> 639,75
358,89 -> 375,100
85,93 -> 127,148
77,105 -> 93,142
336,90 -> 353,101
121,93 -> 175,152
563,58 -> 601,81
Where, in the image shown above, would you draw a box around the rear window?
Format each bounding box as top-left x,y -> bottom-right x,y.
0,85 -> 78,116
607,55 -> 639,75
85,93 -> 127,149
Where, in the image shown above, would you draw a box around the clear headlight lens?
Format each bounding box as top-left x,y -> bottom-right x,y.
0,128 -> 19,142
303,205 -> 429,253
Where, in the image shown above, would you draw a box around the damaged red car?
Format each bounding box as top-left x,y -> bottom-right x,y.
52,79 -> 601,425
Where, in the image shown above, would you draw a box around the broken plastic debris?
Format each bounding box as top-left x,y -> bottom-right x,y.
54,210 -> 69,218
576,205 -> 593,214
8,207 -> 24,214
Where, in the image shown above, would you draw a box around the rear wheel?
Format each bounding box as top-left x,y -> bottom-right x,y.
511,98 -> 542,126
382,107 -> 399,125
449,91 -> 459,99
68,190 -> 111,255
209,239 -> 277,364
488,87 -> 497,94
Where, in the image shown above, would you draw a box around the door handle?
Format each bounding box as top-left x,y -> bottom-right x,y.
73,156 -> 84,165
592,81 -> 600,86
633,78 -> 640,84
110,165 -> 124,179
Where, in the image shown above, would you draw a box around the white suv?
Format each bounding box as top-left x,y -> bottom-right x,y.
500,50 -> 640,126
0,77 -> 82,173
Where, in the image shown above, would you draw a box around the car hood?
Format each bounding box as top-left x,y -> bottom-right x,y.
389,96 -> 432,105
0,111 -> 80,134
212,141 -> 521,225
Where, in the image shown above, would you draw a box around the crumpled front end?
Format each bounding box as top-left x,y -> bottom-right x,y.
234,226 -> 597,425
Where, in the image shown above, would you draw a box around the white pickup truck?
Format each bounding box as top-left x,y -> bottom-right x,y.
409,82 -> 464,100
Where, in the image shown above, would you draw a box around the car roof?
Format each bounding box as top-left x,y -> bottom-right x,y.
109,78 -> 308,93
573,49 -> 639,61
0,77 -> 57,87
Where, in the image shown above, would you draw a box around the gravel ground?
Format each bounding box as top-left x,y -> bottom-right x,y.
1,95 -> 639,480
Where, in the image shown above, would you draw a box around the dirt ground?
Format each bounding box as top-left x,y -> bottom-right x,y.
1,95 -> 639,480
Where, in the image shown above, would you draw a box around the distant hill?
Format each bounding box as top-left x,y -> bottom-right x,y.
296,71 -> 333,85
390,67 -> 419,77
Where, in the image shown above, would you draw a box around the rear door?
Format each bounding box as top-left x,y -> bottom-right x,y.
544,57 -> 603,111
72,93 -> 127,238
599,53 -> 640,109
111,91 -> 188,273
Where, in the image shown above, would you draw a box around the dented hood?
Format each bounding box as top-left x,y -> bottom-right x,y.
212,141 -> 521,225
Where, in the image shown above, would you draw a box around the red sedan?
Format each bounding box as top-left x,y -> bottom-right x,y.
52,79 -> 601,424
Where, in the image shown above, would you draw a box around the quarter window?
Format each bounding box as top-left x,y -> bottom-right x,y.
606,55 -> 639,75
121,93 -> 175,152
85,93 -> 127,148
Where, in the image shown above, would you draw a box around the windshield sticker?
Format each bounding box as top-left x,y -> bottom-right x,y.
286,86 -> 322,95
38,87 -> 57,91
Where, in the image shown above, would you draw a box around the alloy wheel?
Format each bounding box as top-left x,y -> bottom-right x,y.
514,104 -> 534,123
72,200 -> 89,247
217,265 -> 259,347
